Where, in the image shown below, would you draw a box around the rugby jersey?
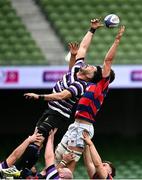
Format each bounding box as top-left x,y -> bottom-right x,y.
48,58 -> 87,118
0,161 -> 8,170
46,164 -> 60,180
0,161 -> 9,178
75,77 -> 110,124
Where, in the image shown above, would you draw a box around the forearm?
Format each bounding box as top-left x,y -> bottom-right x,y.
69,54 -> 76,69
6,138 -> 31,166
40,90 -> 71,101
45,138 -> 54,166
89,143 -> 102,166
84,145 -> 93,166
80,31 -> 95,50
104,25 -> 124,67
104,39 -> 120,63
102,39 -> 120,77
83,145 -> 96,178
88,143 -> 108,179
45,152 -> 54,164
44,93 -> 64,101
76,30 -> 95,59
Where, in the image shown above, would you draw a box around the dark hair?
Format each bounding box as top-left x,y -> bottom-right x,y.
92,66 -> 102,83
109,69 -> 115,84
103,160 -> 116,177
92,66 -> 115,84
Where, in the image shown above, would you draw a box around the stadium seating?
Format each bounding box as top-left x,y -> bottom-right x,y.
0,0 -> 46,65
37,0 -> 142,65
115,160 -> 142,178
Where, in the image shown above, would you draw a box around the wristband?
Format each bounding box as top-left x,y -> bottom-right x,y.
38,95 -> 45,101
60,160 -> 67,166
60,161 -> 66,166
89,27 -> 96,34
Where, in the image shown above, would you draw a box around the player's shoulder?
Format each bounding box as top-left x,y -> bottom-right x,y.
75,57 -> 85,62
74,58 -> 85,67
86,82 -> 96,91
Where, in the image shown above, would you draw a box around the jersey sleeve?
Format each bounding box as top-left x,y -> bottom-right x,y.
0,161 -> 9,170
85,83 -> 101,98
70,58 -> 85,72
67,80 -> 86,98
46,164 -> 59,180
94,78 -> 110,98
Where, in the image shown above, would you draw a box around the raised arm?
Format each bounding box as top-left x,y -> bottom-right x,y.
102,25 -> 125,77
45,129 -> 57,168
6,132 -> 43,167
76,18 -> 103,60
83,145 -> 96,178
24,89 -> 72,101
68,42 -> 79,70
83,131 -> 108,179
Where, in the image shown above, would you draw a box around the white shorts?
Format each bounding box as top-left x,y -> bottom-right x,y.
61,121 -> 94,148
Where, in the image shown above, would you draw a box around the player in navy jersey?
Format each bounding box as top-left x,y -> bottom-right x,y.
0,132 -> 43,179
0,132 -> 74,179
55,26 -> 125,172
83,131 -> 116,179
20,18 -> 103,169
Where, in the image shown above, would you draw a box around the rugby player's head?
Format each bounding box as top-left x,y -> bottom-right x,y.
58,167 -> 73,179
78,64 -> 100,82
102,160 -> 116,177
91,65 -> 102,83
78,64 -> 115,84
92,67 -> 115,84
79,65 -> 102,83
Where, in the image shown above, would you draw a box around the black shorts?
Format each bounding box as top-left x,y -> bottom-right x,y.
36,108 -> 74,145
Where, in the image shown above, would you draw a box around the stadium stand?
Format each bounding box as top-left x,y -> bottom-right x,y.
0,0 -> 46,65
37,0 -> 142,65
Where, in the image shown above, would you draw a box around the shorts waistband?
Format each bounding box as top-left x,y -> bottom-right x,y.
75,119 -> 92,125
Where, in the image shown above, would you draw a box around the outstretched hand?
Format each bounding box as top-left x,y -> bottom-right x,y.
28,132 -> 44,144
68,42 -> 79,56
82,130 -> 93,146
24,93 -> 39,100
48,128 -> 58,142
116,25 -> 125,41
49,128 -> 58,136
90,18 -> 104,29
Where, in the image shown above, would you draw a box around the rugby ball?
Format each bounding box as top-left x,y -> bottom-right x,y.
104,14 -> 120,28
